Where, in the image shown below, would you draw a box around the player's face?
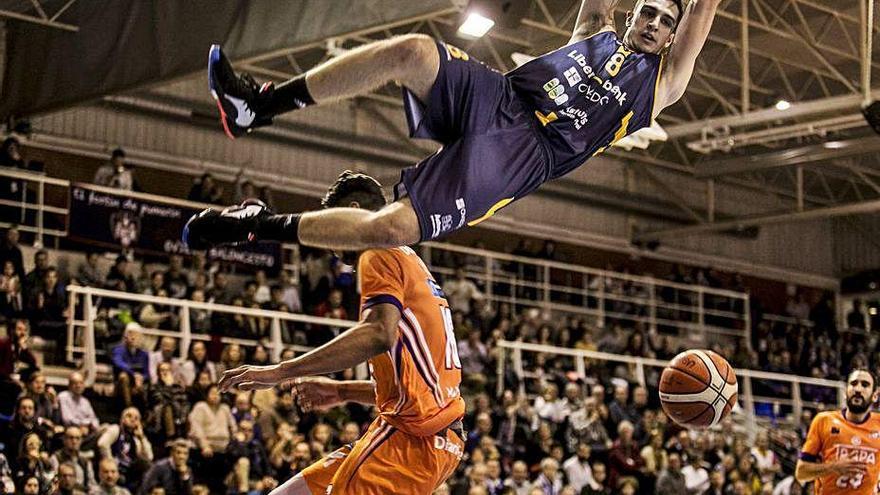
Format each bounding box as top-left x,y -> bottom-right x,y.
625,0 -> 679,54
846,370 -> 877,414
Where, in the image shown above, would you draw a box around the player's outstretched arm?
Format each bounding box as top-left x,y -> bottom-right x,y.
218,304 -> 399,392
570,0 -> 621,43
654,0 -> 722,115
292,377 -> 376,411
795,459 -> 868,484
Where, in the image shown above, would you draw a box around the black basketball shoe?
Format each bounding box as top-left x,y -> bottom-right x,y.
208,44 -> 275,139
183,199 -> 272,250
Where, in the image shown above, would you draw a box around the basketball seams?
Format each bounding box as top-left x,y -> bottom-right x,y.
661,349 -> 738,429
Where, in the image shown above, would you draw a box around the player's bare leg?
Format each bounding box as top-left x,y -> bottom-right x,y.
209,34 -> 439,137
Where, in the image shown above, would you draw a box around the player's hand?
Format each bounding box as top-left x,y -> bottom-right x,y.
290,377 -> 344,412
218,364 -> 279,392
833,459 -> 868,477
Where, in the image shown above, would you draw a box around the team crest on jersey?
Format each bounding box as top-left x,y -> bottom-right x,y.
871,431 -> 880,439
854,436 -> 863,446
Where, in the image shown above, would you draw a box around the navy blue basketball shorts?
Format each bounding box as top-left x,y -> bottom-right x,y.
394,40 -> 550,242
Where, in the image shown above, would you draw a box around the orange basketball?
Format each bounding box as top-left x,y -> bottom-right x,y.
659,349 -> 738,429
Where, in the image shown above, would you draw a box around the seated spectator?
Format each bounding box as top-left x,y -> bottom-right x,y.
534,383 -> 567,424
19,475 -> 40,495
186,370 -> 213,405
0,453 -> 11,494
703,469 -> 725,495
209,272 -> 232,305
444,267 -> 484,315
23,250 -> 49,299
503,460 -> 530,495
218,343 -> 245,375
0,396 -> 53,469
226,418 -> 276,494
258,388 -> 299,450
105,255 -> 136,293
137,439 -> 192,495
0,318 -> 36,415
617,476 -> 638,495
655,452 -> 686,495
847,299 -> 867,329
148,337 -> 182,385
188,384 -> 236,492
57,371 -> 99,434
0,227 -> 24,282
90,458 -> 131,495
485,458 -> 504,495
146,362 -> 190,447
581,461 -> 610,495
138,288 -> 177,330
531,457 -> 562,494
639,429 -> 667,491
187,173 -> 223,205
141,271 -> 164,297
458,328 -> 489,387
607,421 -> 643,489
267,422 -> 298,481
451,462 -> 488,495
179,341 -> 216,387
112,326 -> 149,408
682,450 -> 710,494
163,255 -> 189,299
13,432 -> 54,493
188,289 -> 210,334
50,427 -> 96,491
0,261 -> 23,322
21,370 -> 59,425
28,266 -> 67,362
97,408 -> 153,491
562,443 -> 596,493
278,270 -> 302,313
751,431 -> 780,484
75,252 -> 104,288
253,270 -> 271,304
607,384 -> 635,427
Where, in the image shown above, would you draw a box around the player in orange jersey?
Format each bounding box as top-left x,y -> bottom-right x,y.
796,369 -> 880,494
217,170 -> 465,495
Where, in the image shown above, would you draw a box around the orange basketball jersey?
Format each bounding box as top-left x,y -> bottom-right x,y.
801,409 -> 880,494
358,246 -> 465,437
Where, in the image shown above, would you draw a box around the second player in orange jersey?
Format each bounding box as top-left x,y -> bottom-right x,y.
797,369 -> 880,495
217,171 -> 465,494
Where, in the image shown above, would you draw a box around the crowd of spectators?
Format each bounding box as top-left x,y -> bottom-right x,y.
0,221 -> 851,494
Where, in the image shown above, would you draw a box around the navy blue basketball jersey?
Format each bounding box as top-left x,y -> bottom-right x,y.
507,31 -> 663,179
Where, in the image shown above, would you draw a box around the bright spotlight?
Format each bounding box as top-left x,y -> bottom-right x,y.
775,99 -> 791,111
458,12 -> 495,38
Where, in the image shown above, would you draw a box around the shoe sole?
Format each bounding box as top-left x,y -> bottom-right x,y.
208,44 -> 238,141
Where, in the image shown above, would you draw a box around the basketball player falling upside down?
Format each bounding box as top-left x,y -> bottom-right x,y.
183,0 -> 720,252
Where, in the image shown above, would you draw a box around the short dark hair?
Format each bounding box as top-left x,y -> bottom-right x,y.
637,0 -> 685,28
321,170 -> 386,211
111,148 -> 126,159
848,368 -> 878,391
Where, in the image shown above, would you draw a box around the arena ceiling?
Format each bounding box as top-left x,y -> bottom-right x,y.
3,0 -> 879,241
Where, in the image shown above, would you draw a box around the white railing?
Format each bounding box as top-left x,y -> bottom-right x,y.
66,285 -> 355,385
421,242 -> 752,348
0,167 -> 827,349
496,340 -> 845,436
0,167 -> 69,246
